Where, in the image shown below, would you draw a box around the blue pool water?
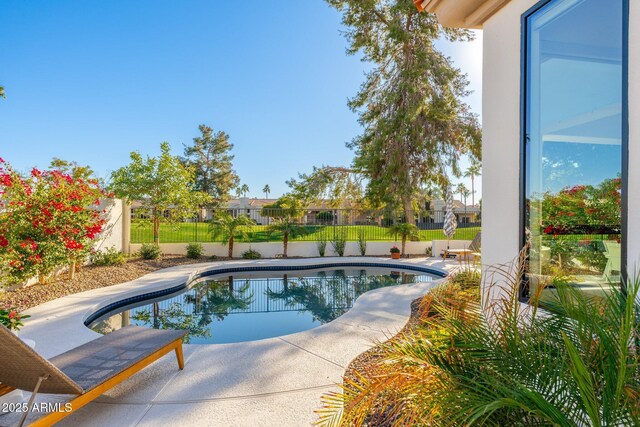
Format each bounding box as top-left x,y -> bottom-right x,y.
88,265 -> 441,344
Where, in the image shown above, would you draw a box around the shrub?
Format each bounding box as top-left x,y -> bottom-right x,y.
186,242 -> 204,259
425,245 -> 433,257
316,211 -> 334,223
139,243 -> 161,260
331,230 -> 347,257
317,250 -> 640,427
0,306 -> 30,331
242,248 -> 262,259
389,246 -> 400,254
91,247 -> 127,266
0,159 -> 110,285
317,234 -> 328,257
357,229 -> 367,256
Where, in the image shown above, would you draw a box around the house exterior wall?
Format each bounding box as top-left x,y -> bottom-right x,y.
481,0 -> 538,271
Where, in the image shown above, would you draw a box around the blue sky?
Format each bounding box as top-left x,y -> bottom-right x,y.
0,0 -> 483,199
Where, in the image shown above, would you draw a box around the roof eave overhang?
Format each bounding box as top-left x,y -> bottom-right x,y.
414,0 -> 511,29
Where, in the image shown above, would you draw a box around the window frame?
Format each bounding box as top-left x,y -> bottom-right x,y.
519,0 -> 630,302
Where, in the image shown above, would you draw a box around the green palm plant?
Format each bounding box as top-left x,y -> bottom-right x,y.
209,212 -> 253,258
316,253 -> 640,426
387,223 -> 419,256
267,217 -> 308,257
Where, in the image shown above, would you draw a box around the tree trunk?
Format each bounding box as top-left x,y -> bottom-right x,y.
402,195 -> 415,224
471,175 -> 475,206
283,233 -> 289,257
401,237 -> 407,257
153,209 -> 160,245
228,235 -> 234,258
68,261 -> 76,280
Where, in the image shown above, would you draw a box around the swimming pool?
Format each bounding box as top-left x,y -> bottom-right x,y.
88,264 -> 443,344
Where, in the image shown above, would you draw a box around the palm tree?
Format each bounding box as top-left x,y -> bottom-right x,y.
267,217 -> 308,257
0,86 -> 5,99
462,188 -> 471,208
387,223 -> 419,257
240,184 -> 250,197
456,183 -> 469,207
262,184 -> 271,199
209,212 -> 253,258
464,162 -> 481,206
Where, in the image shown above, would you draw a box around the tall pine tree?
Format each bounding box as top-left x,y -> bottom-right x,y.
327,0 -> 481,223
182,124 -> 239,207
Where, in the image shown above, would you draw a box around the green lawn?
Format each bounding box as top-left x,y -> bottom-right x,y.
130,221 -> 481,244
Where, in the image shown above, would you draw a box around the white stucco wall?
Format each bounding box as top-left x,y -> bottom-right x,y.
129,241 -> 435,258
481,0 -> 538,271
94,199 -> 125,253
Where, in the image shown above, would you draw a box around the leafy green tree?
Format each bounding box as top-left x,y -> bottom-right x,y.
50,158 -> 100,183
387,222 -> 419,256
464,162 -> 481,206
261,195 -> 305,219
110,142 -> 211,244
326,0 -> 481,223
262,184 -> 271,199
209,212 -> 253,258
287,166 -> 365,208
182,124 -> 239,207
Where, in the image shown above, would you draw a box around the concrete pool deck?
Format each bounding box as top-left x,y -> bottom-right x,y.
4,257 -> 458,427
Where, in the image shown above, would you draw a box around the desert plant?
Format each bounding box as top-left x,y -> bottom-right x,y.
316,250 -> 640,426
331,230 -> 347,257
139,243 -> 161,260
0,306 -> 30,331
357,229 -> 367,256
242,248 -> 262,259
209,212 -> 253,258
91,247 -> 127,266
317,233 -> 328,257
186,242 -> 204,259
387,223 -> 419,256
267,218 -> 308,258
425,245 -> 433,257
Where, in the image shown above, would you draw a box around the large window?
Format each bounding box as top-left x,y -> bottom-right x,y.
523,0 -> 626,301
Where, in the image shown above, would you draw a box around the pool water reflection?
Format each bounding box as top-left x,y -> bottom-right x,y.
90,267 -> 438,344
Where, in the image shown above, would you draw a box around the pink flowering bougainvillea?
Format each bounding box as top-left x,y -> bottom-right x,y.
0,158 -> 111,285
538,178 -> 621,236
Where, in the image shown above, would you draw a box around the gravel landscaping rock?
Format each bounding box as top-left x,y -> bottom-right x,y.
0,255 -> 222,311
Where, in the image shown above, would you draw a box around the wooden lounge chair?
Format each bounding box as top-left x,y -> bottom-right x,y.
442,232 -> 481,264
0,324 -> 187,427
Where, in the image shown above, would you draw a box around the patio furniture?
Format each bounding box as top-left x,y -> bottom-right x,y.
442,232 -> 481,264
0,324 -> 187,427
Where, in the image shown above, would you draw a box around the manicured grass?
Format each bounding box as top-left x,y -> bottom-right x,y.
130,221 -> 481,244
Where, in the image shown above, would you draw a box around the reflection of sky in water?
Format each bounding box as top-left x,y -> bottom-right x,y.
541,142 -> 620,193
91,268 -> 438,344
